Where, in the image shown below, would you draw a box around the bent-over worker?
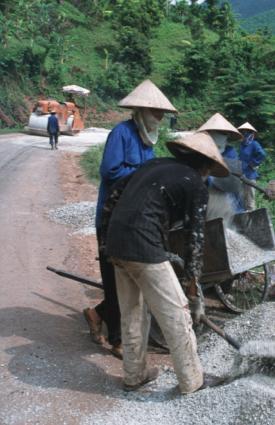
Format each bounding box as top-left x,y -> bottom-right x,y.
102,132 -> 229,393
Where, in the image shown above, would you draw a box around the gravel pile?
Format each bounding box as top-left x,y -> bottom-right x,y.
48,202 -> 96,235
226,229 -> 275,273
83,303 -> 275,425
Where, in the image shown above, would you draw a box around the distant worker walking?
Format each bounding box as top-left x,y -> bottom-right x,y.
238,122 -> 266,210
47,110 -> 60,150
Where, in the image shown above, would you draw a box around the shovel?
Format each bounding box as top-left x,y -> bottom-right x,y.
200,314 -> 275,361
200,314 -> 241,350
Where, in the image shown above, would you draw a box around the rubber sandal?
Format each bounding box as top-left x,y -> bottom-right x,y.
83,308 -> 105,345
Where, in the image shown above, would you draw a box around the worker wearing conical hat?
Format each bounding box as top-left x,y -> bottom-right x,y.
102,131 -> 228,393
197,113 -> 244,221
197,112 -> 242,153
83,80 -> 177,359
238,122 -> 266,210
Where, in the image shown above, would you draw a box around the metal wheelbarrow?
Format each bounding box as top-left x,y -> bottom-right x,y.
169,207 -> 275,314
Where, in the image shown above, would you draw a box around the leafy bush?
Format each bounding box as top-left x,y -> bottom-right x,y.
256,149 -> 275,226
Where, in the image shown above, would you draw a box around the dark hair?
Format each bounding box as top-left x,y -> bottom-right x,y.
178,152 -> 215,171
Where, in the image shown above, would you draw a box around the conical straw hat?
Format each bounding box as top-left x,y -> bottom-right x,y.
197,113 -> 242,140
238,122 -> 257,133
118,79 -> 177,113
166,131 -> 229,177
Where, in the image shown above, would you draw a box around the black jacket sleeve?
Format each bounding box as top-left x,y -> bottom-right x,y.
184,188 -> 208,281
99,173 -> 133,251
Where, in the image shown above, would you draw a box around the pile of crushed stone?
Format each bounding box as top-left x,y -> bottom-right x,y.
48,201 -> 96,235
225,228 -> 275,274
83,303 -> 275,425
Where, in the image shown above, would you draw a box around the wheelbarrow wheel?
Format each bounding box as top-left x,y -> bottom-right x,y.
214,263 -> 272,314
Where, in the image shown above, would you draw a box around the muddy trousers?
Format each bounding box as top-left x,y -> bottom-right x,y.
243,180 -> 256,211
114,260 -> 203,393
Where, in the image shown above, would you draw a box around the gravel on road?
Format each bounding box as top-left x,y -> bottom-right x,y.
81,303 -> 275,425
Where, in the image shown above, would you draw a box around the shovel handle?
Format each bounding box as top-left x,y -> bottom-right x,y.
232,172 -> 270,198
200,315 -> 241,351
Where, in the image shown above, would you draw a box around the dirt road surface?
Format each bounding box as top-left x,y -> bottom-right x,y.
0,133 -> 126,424
1,132 -> 274,425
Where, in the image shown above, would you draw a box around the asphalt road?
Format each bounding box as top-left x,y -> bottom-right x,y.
0,134 -> 121,425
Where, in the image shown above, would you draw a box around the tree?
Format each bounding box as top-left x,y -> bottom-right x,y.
109,0 -> 165,87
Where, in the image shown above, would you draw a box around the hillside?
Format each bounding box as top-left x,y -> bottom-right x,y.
228,0 -> 275,18
0,0 -> 275,143
241,8 -> 275,34
225,0 -> 275,33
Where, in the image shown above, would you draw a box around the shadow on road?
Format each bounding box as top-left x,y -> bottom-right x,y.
0,305 -> 121,396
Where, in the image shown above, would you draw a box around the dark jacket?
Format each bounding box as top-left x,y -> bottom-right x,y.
47,115 -> 60,134
104,158 -> 208,281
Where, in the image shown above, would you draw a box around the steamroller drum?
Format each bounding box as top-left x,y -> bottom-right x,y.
214,263 -> 272,313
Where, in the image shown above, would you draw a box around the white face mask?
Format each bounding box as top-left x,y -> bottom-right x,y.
210,131 -> 228,153
133,109 -> 162,146
140,109 -> 162,132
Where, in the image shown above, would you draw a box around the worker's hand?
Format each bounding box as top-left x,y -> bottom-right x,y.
166,251 -> 185,270
188,295 -> 205,325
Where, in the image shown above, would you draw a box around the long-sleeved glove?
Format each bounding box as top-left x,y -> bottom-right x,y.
185,279 -> 205,324
188,295 -> 205,325
166,251 -> 185,270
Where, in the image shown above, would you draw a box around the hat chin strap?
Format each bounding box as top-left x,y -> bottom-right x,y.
133,109 -> 160,146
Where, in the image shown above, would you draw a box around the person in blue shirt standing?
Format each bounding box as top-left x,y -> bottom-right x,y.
47,110 -> 60,150
83,80 -> 177,359
238,122 -> 266,211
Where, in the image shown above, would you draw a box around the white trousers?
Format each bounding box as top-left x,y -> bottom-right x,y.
114,260 -> 203,393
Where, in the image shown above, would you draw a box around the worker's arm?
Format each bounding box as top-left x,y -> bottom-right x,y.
249,141 -> 266,168
183,189 -> 208,285
99,174 -> 133,253
182,189 -> 208,323
100,124 -> 153,182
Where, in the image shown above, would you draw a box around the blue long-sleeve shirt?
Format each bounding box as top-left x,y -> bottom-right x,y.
96,119 -> 154,228
239,139 -> 266,180
47,115 -> 59,134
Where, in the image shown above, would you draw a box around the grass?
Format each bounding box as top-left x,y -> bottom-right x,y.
255,148 -> 275,226
150,21 -> 191,86
0,127 -> 24,134
150,20 -> 218,87
62,23 -> 117,86
80,144 -> 105,186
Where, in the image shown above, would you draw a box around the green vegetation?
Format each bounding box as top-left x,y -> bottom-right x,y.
256,149 -> 275,226
0,0 -> 275,147
80,144 -> 105,184
241,10 -> 275,35
227,0 -> 275,20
